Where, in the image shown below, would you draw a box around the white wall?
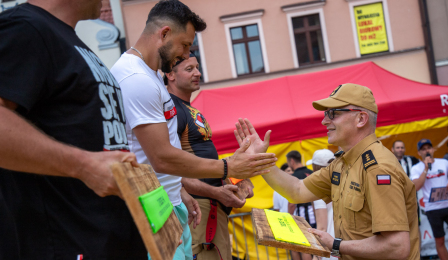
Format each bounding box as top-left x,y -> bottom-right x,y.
75,19 -> 121,69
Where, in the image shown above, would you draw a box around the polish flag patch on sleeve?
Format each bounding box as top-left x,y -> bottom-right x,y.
377,175 -> 391,185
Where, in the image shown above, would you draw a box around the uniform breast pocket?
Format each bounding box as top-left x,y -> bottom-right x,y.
331,187 -> 340,202
343,193 -> 368,230
331,187 -> 340,222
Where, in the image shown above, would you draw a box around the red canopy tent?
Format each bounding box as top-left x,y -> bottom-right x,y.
192,62 -> 448,155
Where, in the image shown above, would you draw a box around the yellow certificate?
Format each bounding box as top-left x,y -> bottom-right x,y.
264,209 -> 310,247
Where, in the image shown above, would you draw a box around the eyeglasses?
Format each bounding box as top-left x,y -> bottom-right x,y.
324,109 -> 362,120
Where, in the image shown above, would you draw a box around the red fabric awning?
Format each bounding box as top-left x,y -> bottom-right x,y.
192,62 -> 448,154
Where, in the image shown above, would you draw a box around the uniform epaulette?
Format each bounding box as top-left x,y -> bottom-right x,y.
334,150 -> 344,157
362,150 -> 378,170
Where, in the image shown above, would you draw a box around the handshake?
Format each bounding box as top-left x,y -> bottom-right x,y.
225,118 -> 275,180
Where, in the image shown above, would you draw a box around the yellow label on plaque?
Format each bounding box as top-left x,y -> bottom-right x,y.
264,209 -> 310,246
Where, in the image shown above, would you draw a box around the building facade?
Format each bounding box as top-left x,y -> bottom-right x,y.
75,0 -> 127,69
121,0 -> 436,99
422,0 -> 448,85
0,0 -> 126,69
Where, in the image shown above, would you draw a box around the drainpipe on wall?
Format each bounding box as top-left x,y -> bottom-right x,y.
418,0 -> 438,85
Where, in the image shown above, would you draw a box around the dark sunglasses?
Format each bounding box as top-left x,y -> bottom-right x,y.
324,108 -> 362,120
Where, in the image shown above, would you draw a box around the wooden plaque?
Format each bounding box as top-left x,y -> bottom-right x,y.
224,178 -> 254,200
252,208 -> 331,257
111,163 -> 183,260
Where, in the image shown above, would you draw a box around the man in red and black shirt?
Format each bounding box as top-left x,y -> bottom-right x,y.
165,53 -> 253,260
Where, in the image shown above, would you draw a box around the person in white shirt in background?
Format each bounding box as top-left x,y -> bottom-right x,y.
411,139 -> 448,260
273,163 -> 293,213
306,149 -> 336,260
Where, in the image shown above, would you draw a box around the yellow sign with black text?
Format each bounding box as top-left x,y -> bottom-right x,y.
354,2 -> 389,55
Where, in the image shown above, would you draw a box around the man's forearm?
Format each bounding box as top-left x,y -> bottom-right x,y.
339,231 -> 410,259
0,106 -> 86,178
182,178 -> 220,199
134,122 -> 226,178
0,100 -> 140,197
262,166 -> 318,204
134,123 -> 276,179
314,208 -> 328,232
412,171 -> 426,191
262,166 -> 298,201
182,177 -> 248,208
148,146 -> 225,179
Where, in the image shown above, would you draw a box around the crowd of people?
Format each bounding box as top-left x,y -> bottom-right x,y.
0,0 -> 447,260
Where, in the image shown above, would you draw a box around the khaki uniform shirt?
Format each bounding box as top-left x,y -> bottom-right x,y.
304,134 -> 419,260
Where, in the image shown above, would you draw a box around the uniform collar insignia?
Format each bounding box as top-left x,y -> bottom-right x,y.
362,150 -> 378,170
334,150 -> 344,157
343,133 -> 378,166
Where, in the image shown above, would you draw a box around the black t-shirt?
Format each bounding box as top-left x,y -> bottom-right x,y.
409,156 -> 420,166
170,94 -> 223,197
0,4 -> 145,259
292,166 -> 313,180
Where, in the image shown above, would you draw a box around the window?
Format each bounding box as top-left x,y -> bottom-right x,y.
221,10 -> 269,78
292,14 -> 326,65
190,34 -> 204,82
230,24 -> 265,76
189,33 -> 208,82
284,5 -> 330,68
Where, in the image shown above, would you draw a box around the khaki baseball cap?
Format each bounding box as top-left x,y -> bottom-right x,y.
312,83 -> 378,113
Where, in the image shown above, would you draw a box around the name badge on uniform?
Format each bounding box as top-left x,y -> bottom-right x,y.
331,171 -> 341,186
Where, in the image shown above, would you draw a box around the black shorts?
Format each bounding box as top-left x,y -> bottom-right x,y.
426,207 -> 448,238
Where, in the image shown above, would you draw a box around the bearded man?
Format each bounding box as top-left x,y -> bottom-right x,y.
110,1 -> 276,259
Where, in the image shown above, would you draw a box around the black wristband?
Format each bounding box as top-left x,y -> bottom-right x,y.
332,237 -> 342,251
331,237 -> 343,257
221,159 -> 228,180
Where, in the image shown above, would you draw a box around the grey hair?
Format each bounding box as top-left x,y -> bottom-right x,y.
350,105 -> 377,129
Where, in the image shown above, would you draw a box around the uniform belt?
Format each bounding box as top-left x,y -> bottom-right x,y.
202,199 -> 223,260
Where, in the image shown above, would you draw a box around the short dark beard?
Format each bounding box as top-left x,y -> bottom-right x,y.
158,41 -> 174,73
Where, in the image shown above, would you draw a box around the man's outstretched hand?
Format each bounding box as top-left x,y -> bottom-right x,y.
226,139 -> 277,179
234,118 -> 271,154
225,118 -> 275,179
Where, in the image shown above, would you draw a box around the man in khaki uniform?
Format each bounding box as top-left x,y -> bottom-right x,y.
235,84 -> 420,260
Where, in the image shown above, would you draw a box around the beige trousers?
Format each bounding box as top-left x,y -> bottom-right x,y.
190,199 -> 232,260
